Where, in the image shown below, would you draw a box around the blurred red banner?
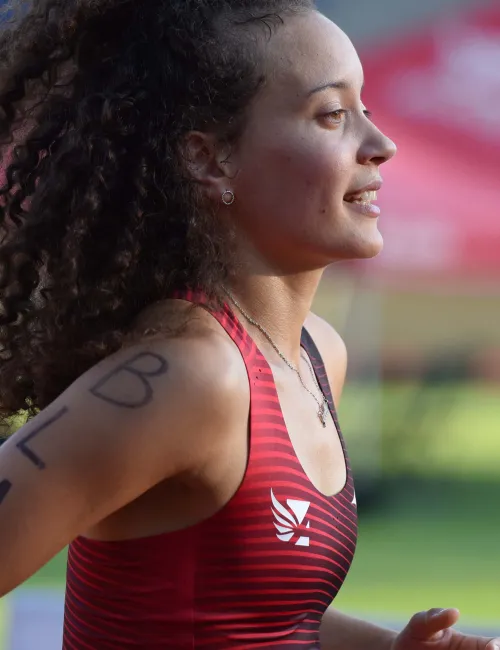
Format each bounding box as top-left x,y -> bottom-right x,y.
360,1 -> 500,280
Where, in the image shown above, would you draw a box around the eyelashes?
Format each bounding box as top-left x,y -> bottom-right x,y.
323,109 -> 347,125
321,108 -> 373,127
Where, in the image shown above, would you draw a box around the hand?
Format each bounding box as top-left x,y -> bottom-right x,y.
392,608 -> 500,650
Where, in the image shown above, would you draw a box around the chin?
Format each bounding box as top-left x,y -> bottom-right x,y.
356,238 -> 384,259
321,213 -> 384,261
334,233 -> 384,262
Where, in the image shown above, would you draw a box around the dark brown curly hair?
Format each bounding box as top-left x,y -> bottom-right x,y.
0,0 -> 314,420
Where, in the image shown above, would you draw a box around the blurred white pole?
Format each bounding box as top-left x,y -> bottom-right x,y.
349,283 -> 383,487
329,271 -> 383,490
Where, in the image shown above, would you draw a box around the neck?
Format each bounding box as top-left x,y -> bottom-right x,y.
226,267 -> 325,367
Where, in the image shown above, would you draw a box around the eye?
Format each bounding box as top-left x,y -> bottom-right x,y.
323,109 -> 347,125
363,109 -> 373,120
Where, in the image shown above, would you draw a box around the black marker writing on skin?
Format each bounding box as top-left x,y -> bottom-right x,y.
0,479 -> 12,505
89,352 -> 168,408
16,407 -> 69,470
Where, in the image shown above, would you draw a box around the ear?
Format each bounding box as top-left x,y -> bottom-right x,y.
181,131 -> 238,202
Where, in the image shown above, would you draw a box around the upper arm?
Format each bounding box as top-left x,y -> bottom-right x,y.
304,312 -> 348,406
0,335 -> 243,596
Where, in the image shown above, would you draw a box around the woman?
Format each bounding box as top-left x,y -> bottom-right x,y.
0,1 -> 497,649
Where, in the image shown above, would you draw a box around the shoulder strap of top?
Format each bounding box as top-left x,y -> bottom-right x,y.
172,289 -> 257,362
300,326 -> 342,431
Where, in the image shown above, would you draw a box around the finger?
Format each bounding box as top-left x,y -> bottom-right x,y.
406,608 -> 460,641
486,638 -> 500,650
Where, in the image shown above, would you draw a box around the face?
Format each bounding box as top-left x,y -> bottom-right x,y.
220,10 -> 397,271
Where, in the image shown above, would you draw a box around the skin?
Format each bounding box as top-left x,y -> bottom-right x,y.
0,8 -> 497,650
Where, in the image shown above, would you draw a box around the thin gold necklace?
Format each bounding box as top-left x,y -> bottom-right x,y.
223,288 -> 329,428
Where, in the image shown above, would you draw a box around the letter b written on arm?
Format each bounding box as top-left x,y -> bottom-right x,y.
89,352 -> 169,409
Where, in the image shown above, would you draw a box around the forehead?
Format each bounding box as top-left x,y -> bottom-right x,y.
261,11 -> 363,100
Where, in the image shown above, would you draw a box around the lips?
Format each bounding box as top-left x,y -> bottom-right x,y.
343,181 -> 382,218
343,179 -> 383,216
344,179 -> 382,203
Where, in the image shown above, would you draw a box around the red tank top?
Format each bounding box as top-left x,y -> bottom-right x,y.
62,297 -> 358,649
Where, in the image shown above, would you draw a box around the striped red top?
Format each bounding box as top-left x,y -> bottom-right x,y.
63,297 -> 358,649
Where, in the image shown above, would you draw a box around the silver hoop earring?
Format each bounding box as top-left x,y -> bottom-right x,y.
221,190 -> 235,206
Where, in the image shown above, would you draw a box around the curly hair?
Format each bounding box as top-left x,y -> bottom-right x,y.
0,0 -> 314,419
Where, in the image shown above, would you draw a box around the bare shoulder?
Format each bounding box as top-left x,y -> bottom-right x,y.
114,320 -> 248,419
127,301 -> 249,416
64,322 -> 249,478
304,312 -> 348,405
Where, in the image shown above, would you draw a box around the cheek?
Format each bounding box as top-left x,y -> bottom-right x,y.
238,131 -> 349,213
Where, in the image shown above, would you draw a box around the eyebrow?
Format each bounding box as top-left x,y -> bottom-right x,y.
307,80 -> 365,97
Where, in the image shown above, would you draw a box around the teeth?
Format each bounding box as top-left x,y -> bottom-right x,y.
354,190 -> 377,203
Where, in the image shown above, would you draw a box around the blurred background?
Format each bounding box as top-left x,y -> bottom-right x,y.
1,0 -> 499,647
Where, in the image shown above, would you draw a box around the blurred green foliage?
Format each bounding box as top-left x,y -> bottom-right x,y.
341,382 -> 500,479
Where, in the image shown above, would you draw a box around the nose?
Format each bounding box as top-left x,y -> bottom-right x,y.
357,125 -> 397,166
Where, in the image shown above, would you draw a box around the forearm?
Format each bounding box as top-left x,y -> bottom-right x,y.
320,608 -> 397,650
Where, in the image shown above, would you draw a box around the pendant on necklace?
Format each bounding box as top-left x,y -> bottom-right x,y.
318,400 -> 328,427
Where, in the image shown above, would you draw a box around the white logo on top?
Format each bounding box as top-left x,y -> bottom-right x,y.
271,488 -> 311,547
